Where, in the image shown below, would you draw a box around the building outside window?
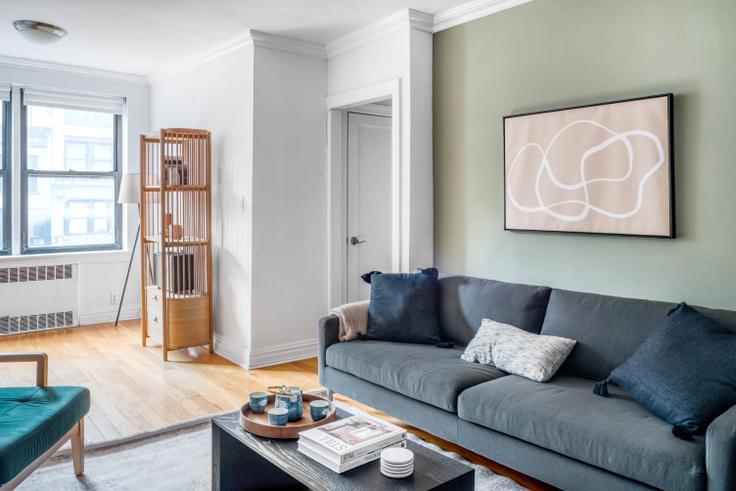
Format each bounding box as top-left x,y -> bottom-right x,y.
21,89 -> 123,253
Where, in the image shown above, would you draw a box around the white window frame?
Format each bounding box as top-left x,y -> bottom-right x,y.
0,89 -> 10,255
5,87 -> 126,255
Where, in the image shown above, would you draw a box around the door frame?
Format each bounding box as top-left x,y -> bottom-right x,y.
326,78 -> 401,308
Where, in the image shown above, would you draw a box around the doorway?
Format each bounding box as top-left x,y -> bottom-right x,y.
346,106 -> 392,302
326,79 -> 401,309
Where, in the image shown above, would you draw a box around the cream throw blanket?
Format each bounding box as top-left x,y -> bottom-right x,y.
330,300 -> 369,341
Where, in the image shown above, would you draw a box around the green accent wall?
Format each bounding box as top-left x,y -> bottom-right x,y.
433,0 -> 736,309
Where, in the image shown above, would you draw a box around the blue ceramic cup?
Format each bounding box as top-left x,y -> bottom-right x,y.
249,392 -> 268,414
268,407 -> 288,426
310,400 -> 330,421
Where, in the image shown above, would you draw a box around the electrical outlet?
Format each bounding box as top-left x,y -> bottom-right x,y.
110,293 -> 118,305
239,196 -> 246,212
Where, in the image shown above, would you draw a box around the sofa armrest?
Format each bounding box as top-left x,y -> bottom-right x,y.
707,404 -> 736,491
0,352 -> 48,386
318,315 -> 340,385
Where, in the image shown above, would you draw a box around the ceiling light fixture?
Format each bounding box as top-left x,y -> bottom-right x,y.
13,20 -> 67,45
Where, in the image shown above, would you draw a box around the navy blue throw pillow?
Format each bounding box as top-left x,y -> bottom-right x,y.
594,303 -> 736,439
365,268 -> 441,344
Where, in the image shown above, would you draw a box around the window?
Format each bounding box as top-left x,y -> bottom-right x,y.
64,199 -> 114,236
0,98 -> 9,255
64,139 -> 114,171
22,100 -> 121,253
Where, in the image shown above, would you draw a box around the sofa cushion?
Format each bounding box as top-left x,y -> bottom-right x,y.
0,386 -> 90,484
487,319 -> 577,383
599,303 -> 736,439
326,340 -> 505,412
438,275 -> 552,346
540,289 -> 736,380
457,375 -> 705,491
366,268 -> 441,344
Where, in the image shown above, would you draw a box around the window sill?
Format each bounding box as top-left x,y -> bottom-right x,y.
0,249 -> 133,265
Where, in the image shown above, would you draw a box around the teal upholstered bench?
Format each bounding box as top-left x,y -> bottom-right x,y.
0,353 -> 89,490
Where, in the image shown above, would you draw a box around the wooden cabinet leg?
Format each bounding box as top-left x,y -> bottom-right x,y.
72,419 -> 84,476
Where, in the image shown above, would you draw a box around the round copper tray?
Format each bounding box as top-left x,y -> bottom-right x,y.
239,393 -> 337,439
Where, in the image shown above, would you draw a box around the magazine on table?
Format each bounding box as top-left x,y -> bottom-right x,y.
298,415 -> 407,464
297,439 -> 407,474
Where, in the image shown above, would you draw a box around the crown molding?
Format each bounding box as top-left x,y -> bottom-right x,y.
327,9 -> 433,59
1,1 -> 531,87
149,29 -> 326,84
433,0 -> 534,32
151,30 -> 255,84
0,55 -> 148,86
249,30 -> 327,59
408,9 -> 435,33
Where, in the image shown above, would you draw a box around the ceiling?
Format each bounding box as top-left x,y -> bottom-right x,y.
0,0 -> 470,76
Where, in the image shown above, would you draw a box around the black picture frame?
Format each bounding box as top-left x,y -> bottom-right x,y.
502,93 -> 675,239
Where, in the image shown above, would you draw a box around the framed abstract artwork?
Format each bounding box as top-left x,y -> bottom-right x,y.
503,94 -> 675,238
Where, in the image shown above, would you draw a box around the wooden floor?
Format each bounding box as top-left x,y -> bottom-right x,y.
0,321 -> 553,490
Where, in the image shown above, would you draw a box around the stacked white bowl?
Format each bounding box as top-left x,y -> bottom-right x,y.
380,447 -> 414,479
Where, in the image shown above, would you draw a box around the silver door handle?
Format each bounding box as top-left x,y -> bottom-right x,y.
350,236 -> 367,246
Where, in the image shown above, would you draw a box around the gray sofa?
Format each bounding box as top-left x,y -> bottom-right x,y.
317,275 -> 736,491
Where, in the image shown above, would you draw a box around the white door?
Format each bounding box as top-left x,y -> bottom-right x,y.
346,111 -> 392,302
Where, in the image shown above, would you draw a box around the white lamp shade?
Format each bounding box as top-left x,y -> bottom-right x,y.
118,173 -> 141,204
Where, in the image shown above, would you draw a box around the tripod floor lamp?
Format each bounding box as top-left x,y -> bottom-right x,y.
115,173 -> 141,326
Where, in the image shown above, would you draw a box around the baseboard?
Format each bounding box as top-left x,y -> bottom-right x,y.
213,334 -> 249,366
78,305 -> 141,325
247,338 -> 318,369
214,335 -> 317,369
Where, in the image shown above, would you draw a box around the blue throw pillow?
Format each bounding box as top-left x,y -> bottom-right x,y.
594,303 -> 736,439
365,268 -> 441,344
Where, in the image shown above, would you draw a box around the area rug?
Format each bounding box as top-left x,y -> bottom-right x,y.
19,404 -> 527,491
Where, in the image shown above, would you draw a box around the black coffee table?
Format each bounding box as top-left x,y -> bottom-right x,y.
212,408 -> 474,490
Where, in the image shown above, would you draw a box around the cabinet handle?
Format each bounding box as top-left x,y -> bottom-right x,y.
153,294 -> 159,301
153,316 -> 158,322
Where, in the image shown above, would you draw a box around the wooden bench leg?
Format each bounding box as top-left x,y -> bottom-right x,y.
71,419 -> 84,476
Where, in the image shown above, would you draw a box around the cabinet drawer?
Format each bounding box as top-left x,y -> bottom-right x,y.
146,286 -> 163,343
146,286 -> 163,311
148,318 -> 164,343
147,305 -> 162,325
148,314 -> 163,343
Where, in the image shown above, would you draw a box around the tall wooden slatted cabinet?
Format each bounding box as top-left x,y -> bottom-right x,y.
139,129 -> 213,360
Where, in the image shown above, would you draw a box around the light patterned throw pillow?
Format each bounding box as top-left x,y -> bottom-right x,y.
462,319 -> 577,382
460,322 -> 496,365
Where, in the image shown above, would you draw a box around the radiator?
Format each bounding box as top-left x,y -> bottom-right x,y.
0,264 -> 78,336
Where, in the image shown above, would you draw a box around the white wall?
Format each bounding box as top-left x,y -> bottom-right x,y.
150,44 -> 255,360
0,60 -> 150,324
149,35 -> 327,368
249,46 -> 327,367
327,11 -> 434,272
148,12 -> 432,368
407,26 -> 434,270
